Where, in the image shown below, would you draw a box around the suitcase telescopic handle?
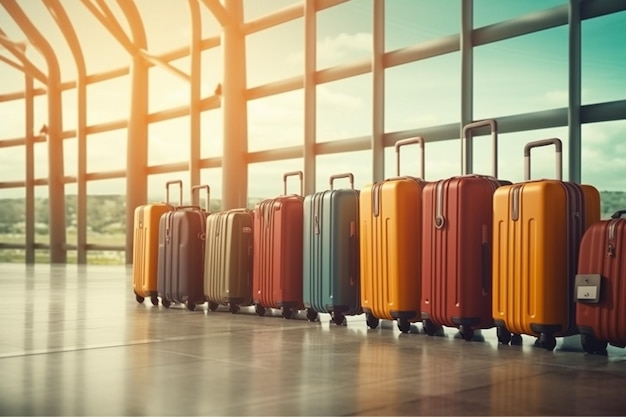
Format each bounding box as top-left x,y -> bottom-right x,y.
462,119 -> 498,177
523,138 -> 563,181
330,173 -> 354,190
165,180 -> 183,206
395,136 -> 425,179
191,184 -> 210,212
283,171 -> 303,196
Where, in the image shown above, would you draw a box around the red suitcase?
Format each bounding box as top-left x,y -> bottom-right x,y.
576,210 -> 626,354
421,119 -> 509,340
252,171 -> 305,319
157,185 -> 210,311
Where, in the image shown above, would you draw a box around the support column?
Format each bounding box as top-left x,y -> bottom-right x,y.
303,0 -> 316,194
371,0 -> 384,182
568,0 -> 582,183
189,0 -> 202,202
221,0 -> 248,209
460,0 -> 474,175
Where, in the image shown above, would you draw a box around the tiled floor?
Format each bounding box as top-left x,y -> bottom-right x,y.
1,263 -> 625,416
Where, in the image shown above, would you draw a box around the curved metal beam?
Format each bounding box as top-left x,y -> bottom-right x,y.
0,32 -> 48,83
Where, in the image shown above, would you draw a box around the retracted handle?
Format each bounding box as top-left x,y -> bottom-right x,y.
395,136 -> 425,179
165,180 -> 183,206
612,210 -> 626,219
283,171 -> 303,196
462,119 -> 498,176
330,173 -> 354,190
523,138 -> 562,181
191,184 -> 210,212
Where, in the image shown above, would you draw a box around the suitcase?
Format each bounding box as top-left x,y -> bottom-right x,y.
252,171 -> 306,319
204,208 -> 254,314
132,180 -> 182,306
157,185 -> 210,311
303,173 -> 361,325
575,209 -> 626,354
421,119 -> 510,340
492,138 -> 600,350
359,137 -> 426,333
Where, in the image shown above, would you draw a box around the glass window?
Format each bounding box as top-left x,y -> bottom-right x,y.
147,173 -> 185,205
385,52 -> 460,133
316,1 -> 373,70
148,60 -> 191,113
200,168 -> 223,211
200,108 -> 223,159
0,146 -> 25,183
474,26 -> 567,119
243,0 -> 301,22
87,130 -> 126,172
0,99 -> 25,138
85,180 -> 125,254
248,90 -> 303,152
582,11 -> 626,105
147,117 -> 190,166
246,18 -> 303,87
86,76 -> 131,126
316,73 -> 371,143
474,0 -> 566,28
386,0 -> 460,52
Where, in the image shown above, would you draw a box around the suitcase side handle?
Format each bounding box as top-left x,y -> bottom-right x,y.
283,171 -> 303,196
462,119 -> 498,177
330,173 -> 354,190
395,137 -> 425,179
523,138 -> 562,181
612,210 -> 626,219
191,184 -> 210,212
165,180 -> 183,206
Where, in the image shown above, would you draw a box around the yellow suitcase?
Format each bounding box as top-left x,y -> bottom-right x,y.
359,137 -> 425,333
132,180 -> 182,305
492,139 -> 600,350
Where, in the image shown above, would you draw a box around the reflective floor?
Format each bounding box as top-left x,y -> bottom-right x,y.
1,263 -> 626,416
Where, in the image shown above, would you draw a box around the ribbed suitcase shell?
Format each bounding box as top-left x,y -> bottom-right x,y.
359,138 -> 425,333
132,202 -> 171,305
157,186 -> 209,311
303,175 -> 360,324
421,175 -> 503,338
252,172 -> 305,318
204,209 -> 254,313
576,212 -> 626,351
492,180 -> 600,348
132,180 -> 181,305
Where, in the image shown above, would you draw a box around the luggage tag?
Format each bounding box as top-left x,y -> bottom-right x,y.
574,274 -> 601,303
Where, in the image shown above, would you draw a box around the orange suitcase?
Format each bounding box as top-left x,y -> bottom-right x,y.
359,137 -> 425,333
492,138 -> 600,350
132,180 -> 182,305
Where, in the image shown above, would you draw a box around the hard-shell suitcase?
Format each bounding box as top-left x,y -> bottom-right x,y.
252,171 -> 306,319
204,208 -> 254,314
421,120 -> 509,340
359,137 -> 426,333
492,138 -> 600,350
303,173 -> 361,325
575,210 -> 626,354
132,180 -> 182,305
157,185 -> 210,311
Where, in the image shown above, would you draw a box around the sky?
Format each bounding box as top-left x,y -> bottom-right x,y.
0,0 -> 625,204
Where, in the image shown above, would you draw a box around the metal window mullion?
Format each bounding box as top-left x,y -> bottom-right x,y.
461,0 -> 473,176
569,0 -> 582,184
372,0 -> 384,183
303,0 -> 316,195
189,0 -> 201,199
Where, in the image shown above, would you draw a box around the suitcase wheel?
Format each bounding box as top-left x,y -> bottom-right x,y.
306,308 -> 319,322
423,319 -> 442,337
511,333 -> 523,346
135,294 -> 145,304
281,307 -> 294,319
255,304 -> 266,317
330,311 -> 345,326
162,298 -> 171,309
459,325 -> 474,342
208,301 -> 219,312
229,303 -> 240,314
581,334 -> 608,355
536,333 -> 557,351
150,295 -> 159,306
496,326 -> 512,345
186,301 -> 196,312
397,318 -> 411,334
366,313 -> 379,329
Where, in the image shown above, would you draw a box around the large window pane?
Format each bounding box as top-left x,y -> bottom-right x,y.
147,117 -> 190,166
474,27 -> 567,119
86,77 -> 131,126
248,90 -> 303,152
315,151 -> 372,193
200,108 -> 223,159
248,158 -> 303,204
87,130 -> 126,172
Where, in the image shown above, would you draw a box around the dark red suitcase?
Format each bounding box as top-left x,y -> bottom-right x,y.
421,119 -> 509,340
252,171 -> 304,319
576,209 -> 626,354
157,185 -> 210,311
